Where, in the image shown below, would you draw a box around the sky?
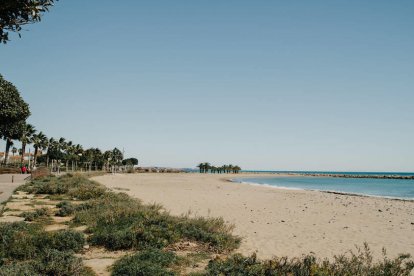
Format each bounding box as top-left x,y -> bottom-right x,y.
1,1 -> 413,172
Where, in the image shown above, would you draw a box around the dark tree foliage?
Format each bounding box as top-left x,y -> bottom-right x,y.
0,0 -> 57,43
122,158 -> 139,166
0,74 -> 30,163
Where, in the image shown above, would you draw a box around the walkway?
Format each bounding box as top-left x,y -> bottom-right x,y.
0,174 -> 28,209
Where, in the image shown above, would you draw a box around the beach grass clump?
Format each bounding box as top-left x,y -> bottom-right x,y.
204,244 -> 414,276
0,222 -> 89,275
0,261 -> 40,276
21,207 -> 48,222
0,250 -> 92,276
0,222 -> 85,263
112,248 -> 178,276
176,216 -> 240,252
35,249 -> 85,275
55,201 -> 75,216
0,222 -> 42,261
18,174 -> 106,200
46,229 -> 85,252
72,191 -> 240,252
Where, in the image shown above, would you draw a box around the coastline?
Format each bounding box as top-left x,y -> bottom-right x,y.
231,178 -> 414,202
93,173 -> 414,260
240,171 -> 414,180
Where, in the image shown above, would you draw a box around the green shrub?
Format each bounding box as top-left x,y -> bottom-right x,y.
48,230 -> 85,252
73,192 -> 238,252
205,245 -> 414,276
55,201 -> 75,217
18,174 -> 106,200
21,208 -> 48,221
0,261 -> 40,276
36,249 -> 84,276
177,216 -> 241,252
0,222 -> 42,261
0,222 -> 84,264
112,249 -> 177,276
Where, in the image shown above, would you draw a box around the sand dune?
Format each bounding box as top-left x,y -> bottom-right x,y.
93,173 -> 414,260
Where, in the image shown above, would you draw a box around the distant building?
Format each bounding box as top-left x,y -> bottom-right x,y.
0,151 -> 42,164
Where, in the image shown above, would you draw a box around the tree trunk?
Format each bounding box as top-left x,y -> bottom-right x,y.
4,138 -> 12,165
33,146 -> 38,166
20,142 -> 26,166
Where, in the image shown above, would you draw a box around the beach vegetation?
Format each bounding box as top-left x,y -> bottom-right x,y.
204,244 -> 414,276
0,222 -> 85,260
71,185 -> 240,252
55,200 -> 75,216
0,221 -> 89,275
21,207 -> 48,221
18,173 -> 106,200
112,249 -> 178,276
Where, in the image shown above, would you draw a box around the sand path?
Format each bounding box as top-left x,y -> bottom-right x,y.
93,173 -> 414,260
0,174 -> 28,209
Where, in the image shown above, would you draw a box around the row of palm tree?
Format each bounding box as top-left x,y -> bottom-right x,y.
2,122 -> 125,172
197,163 -> 242,174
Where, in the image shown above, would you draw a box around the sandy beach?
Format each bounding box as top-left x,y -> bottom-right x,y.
93,173 -> 414,260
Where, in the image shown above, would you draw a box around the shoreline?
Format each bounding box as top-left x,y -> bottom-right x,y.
93,173 -> 414,260
239,171 -> 414,180
230,178 -> 414,202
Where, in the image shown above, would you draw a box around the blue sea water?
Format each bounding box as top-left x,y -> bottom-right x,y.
233,176 -> 414,200
242,171 -> 414,177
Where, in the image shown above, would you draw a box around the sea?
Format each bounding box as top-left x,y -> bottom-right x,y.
233,171 -> 414,200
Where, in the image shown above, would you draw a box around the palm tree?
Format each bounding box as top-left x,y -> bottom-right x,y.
233,165 -> 241,174
11,146 -> 17,164
19,123 -> 36,165
46,137 -> 54,168
197,163 -> 204,173
72,144 -> 83,171
111,148 -> 123,172
63,140 -> 71,171
103,150 -> 113,172
92,148 -> 103,170
32,131 -> 47,166
203,162 -> 211,173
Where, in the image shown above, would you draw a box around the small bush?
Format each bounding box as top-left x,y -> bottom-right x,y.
0,261 -> 40,276
177,216 -> 241,252
48,230 -> 85,252
55,201 -> 75,217
0,222 -> 42,261
21,208 -> 48,221
112,249 -> 177,276
36,249 -> 84,276
73,192 -> 238,252
205,244 -> 414,276
0,222 -> 84,264
18,174 -> 106,200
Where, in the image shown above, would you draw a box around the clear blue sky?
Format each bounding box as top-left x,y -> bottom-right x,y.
1,1 -> 413,171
